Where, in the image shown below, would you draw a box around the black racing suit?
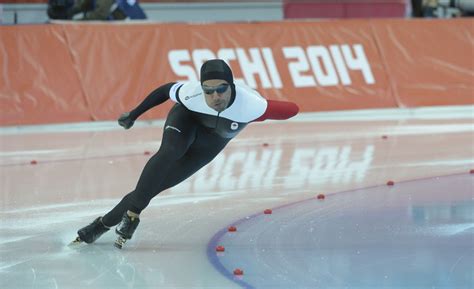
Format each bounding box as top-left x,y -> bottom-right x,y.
102,81 -> 272,226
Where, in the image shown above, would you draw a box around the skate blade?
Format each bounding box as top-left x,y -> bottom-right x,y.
114,236 -> 127,249
68,236 -> 84,246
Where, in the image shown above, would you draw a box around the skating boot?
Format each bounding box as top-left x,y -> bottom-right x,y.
70,217 -> 110,245
114,211 -> 140,249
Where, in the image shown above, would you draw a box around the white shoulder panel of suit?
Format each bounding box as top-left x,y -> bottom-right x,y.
219,83 -> 268,123
169,81 -> 268,123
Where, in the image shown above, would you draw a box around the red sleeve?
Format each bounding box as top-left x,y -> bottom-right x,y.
254,100 -> 299,122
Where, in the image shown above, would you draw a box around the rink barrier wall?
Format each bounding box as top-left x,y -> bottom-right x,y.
0,18 -> 473,126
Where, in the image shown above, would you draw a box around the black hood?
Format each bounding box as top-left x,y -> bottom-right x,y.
200,59 -> 234,84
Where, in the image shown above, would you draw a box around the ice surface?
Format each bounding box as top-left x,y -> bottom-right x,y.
1,107 -> 473,289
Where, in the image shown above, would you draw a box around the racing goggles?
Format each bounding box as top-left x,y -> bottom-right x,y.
202,84 -> 230,95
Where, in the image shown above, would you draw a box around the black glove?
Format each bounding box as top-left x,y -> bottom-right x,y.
118,112 -> 135,129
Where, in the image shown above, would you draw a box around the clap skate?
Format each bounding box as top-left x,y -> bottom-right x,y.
114,211 -> 140,249
69,217 -> 110,246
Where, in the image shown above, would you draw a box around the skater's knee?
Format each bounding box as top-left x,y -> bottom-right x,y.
157,142 -> 187,161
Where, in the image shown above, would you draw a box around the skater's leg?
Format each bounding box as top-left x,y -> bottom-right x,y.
101,193 -> 134,226
111,132 -> 230,249
127,106 -> 197,213
159,131 -> 230,191
102,131 -> 229,228
71,134 -> 220,245
102,105 -> 196,226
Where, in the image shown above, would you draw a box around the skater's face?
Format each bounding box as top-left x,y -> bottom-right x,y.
202,79 -> 232,112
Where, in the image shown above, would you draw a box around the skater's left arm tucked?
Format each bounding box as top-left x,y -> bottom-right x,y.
118,82 -> 176,129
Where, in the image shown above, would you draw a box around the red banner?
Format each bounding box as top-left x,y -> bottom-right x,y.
1,19 -> 472,126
